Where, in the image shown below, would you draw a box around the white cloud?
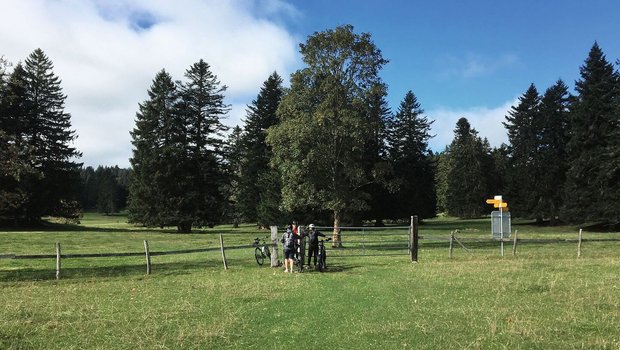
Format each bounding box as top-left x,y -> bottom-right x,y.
0,0 -> 300,167
427,98 -> 518,152
437,53 -> 519,80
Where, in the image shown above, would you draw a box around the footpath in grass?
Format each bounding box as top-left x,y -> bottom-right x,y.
1,213 -> 619,349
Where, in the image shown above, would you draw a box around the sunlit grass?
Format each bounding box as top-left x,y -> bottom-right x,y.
1,213 -> 619,349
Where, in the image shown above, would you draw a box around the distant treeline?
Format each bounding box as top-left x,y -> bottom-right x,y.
79,166 -> 130,215
1,26 -> 619,230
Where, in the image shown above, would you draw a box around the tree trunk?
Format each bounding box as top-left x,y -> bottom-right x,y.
332,210 -> 342,248
177,221 -> 192,233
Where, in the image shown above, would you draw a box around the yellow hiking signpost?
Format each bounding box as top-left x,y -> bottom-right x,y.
486,195 -> 510,256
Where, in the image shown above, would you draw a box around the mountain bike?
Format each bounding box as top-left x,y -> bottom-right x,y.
316,237 -> 332,272
253,237 -> 271,266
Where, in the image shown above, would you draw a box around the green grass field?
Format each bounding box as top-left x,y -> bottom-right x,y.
1,213 -> 619,349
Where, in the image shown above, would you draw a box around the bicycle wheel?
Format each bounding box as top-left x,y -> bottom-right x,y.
296,257 -> 304,273
255,247 -> 264,266
265,246 -> 271,259
318,248 -> 326,272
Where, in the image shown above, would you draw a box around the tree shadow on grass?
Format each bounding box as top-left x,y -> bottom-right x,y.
0,259 -> 226,282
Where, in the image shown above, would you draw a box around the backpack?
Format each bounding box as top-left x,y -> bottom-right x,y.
283,230 -> 295,249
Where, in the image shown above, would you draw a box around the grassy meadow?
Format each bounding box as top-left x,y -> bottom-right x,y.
1,213 -> 619,349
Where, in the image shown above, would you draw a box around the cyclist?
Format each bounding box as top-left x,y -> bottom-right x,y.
281,225 -> 296,273
306,224 -> 325,270
291,221 -> 302,264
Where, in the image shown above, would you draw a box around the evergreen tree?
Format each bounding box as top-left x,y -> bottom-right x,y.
361,82 -> 392,225
222,126 -> 244,227
128,70 -> 180,228
0,49 -> 81,222
178,59 -> 230,230
538,80 -> 570,223
238,72 -> 284,226
129,61 -> 229,232
445,118 -> 491,218
96,167 -> 119,215
434,148 -> 451,213
80,166 -> 98,209
0,130 -> 40,223
79,166 -> 130,212
564,43 -> 620,223
387,90 -> 436,220
503,84 -> 542,218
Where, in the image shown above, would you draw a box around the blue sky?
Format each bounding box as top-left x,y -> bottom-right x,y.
284,0 -> 620,149
1,0 -> 619,166
288,0 -> 620,108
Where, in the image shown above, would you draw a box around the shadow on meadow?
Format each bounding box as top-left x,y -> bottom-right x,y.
0,259 -> 226,282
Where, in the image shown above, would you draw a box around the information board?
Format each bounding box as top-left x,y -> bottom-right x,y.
491,210 -> 511,239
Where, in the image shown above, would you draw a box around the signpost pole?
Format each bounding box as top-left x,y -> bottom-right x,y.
500,199 -> 504,257
488,195 -> 509,257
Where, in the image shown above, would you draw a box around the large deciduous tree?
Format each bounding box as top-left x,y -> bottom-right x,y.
268,25 -> 388,245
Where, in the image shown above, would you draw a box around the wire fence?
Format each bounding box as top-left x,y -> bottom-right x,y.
314,226 -> 412,258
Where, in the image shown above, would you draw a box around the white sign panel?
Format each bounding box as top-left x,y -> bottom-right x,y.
491,211 -> 511,239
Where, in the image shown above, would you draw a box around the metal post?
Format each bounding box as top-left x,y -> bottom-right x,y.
219,234 -> 228,270
410,215 -> 418,263
577,229 -> 583,258
449,230 -> 454,259
512,230 -> 518,256
55,242 -> 61,280
144,240 -> 151,275
270,226 -> 279,267
500,200 -> 504,257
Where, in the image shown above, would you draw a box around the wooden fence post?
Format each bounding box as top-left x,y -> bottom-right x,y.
577,229 -> 583,258
219,234 -> 228,270
512,230 -> 518,256
270,226 -> 279,268
143,240 -> 151,275
449,230 -> 454,259
410,215 -> 418,263
55,242 -> 61,280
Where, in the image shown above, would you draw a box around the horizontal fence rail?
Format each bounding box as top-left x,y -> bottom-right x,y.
0,238 -> 278,279
310,225 -> 413,259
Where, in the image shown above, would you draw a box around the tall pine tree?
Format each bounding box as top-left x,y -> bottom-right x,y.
178,59 -> 230,230
0,49 -> 81,222
538,80 -> 570,223
503,84 -> 542,219
445,118 -> 492,218
129,61 -> 230,232
564,43 -> 620,223
128,70 -> 181,229
238,72 -> 284,226
387,90 -> 436,220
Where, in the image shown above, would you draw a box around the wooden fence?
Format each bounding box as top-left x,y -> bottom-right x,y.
0,234 -> 278,280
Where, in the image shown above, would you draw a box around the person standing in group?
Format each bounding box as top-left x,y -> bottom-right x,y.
281,225 -> 296,273
306,224 -> 325,270
291,221 -> 302,264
